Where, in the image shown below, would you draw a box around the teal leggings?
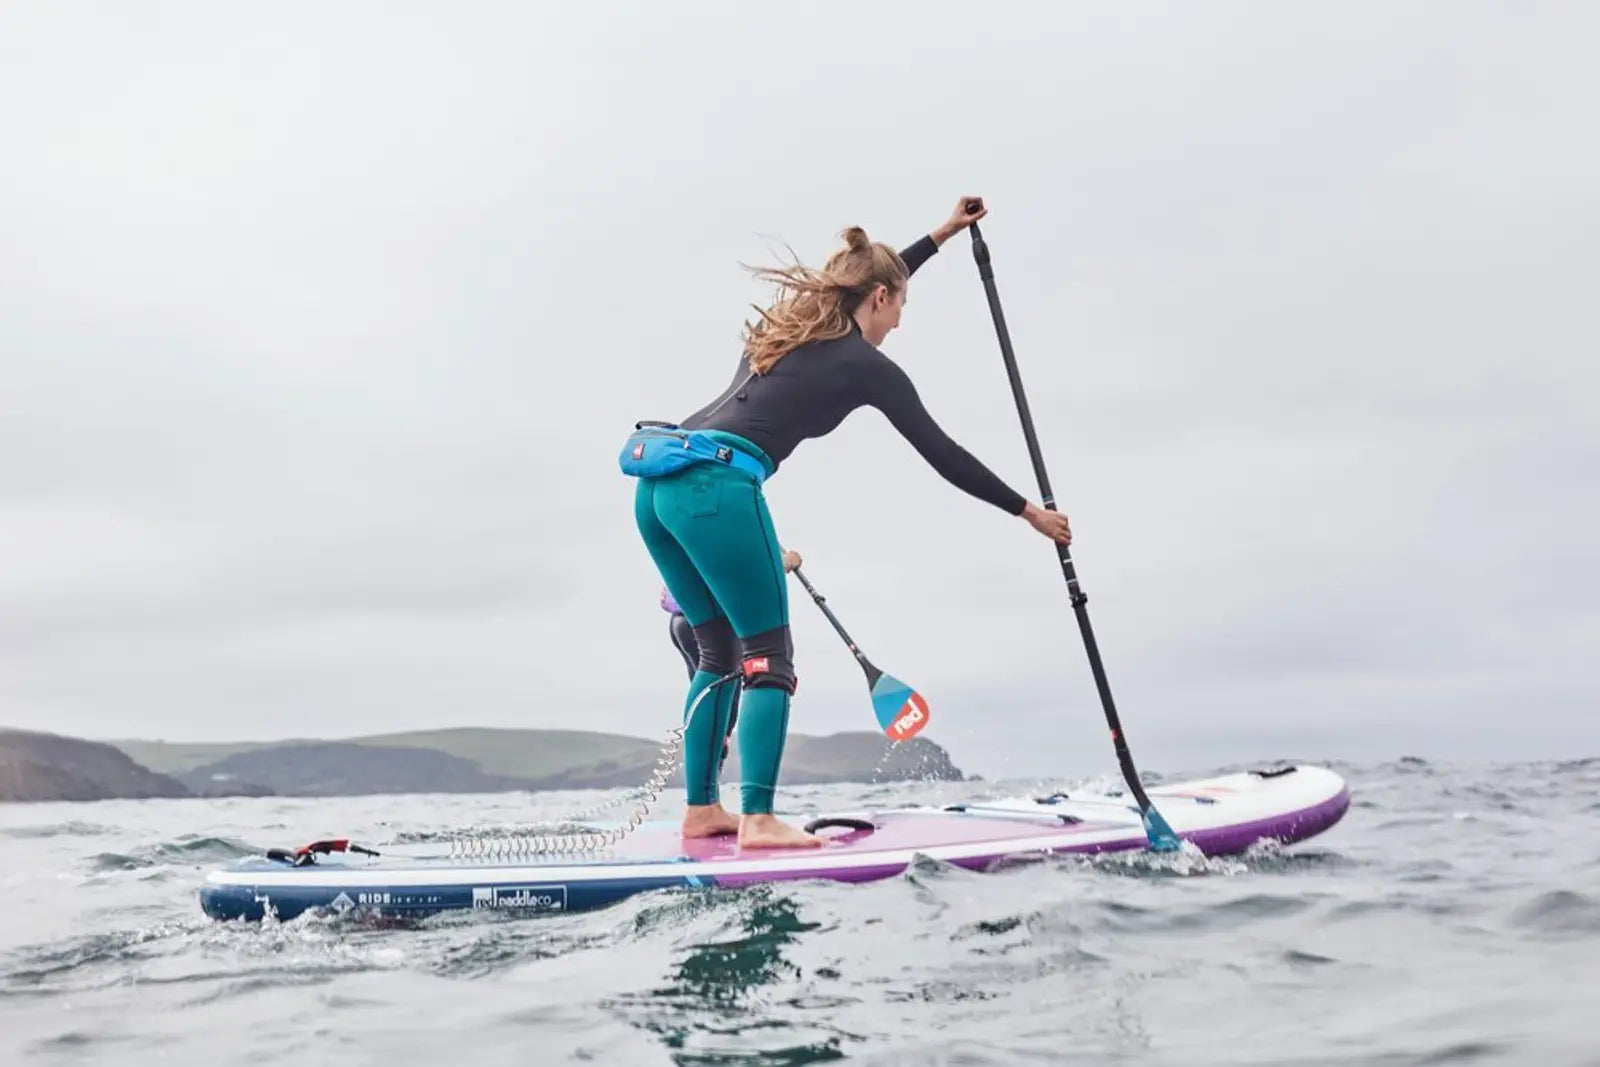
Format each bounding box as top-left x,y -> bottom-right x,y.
633,435 -> 791,815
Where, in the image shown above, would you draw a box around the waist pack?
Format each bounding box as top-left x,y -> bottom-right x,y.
618,422 -> 767,484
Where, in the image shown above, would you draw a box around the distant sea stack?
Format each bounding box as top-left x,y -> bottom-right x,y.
724,733 -> 964,787
0,729 -> 191,803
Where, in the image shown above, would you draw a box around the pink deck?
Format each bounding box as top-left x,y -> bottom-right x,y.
584,812 -> 1116,866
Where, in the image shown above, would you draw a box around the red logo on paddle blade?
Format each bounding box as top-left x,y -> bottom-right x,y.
888,692 -> 929,739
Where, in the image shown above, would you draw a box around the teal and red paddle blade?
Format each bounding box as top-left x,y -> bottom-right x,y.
868,671 -> 930,741
793,567 -> 930,742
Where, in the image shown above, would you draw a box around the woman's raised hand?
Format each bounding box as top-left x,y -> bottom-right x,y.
932,196 -> 988,244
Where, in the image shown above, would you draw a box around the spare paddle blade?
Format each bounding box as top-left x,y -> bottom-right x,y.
1140,805 -> 1181,852
869,675 -> 930,741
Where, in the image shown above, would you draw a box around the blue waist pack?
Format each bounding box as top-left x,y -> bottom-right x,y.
618,422 -> 767,484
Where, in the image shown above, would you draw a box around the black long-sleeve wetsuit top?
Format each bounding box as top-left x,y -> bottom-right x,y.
681,234 -> 1029,516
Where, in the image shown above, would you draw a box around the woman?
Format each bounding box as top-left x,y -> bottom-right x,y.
627,196 -> 1072,848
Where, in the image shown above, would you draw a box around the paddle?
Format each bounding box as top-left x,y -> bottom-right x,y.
793,568 -> 930,741
965,207 -> 1181,852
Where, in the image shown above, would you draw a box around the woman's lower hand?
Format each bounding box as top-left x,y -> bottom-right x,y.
1022,502 -> 1072,545
781,549 -> 803,573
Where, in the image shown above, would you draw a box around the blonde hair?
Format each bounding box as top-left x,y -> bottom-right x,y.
741,226 -> 909,374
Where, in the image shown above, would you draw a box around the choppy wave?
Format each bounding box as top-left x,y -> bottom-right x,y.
89,836 -> 256,871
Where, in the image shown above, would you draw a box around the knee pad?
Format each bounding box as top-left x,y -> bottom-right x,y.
669,616 -> 699,675
690,615 -> 739,676
740,625 -> 797,694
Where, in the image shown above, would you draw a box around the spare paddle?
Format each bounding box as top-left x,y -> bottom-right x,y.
965,207 -> 1180,852
793,568 -> 930,741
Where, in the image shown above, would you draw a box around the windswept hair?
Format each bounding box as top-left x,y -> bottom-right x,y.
741,226 -> 909,374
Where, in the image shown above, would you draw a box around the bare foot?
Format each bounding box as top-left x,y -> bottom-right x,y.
682,803 -> 741,838
738,814 -> 823,849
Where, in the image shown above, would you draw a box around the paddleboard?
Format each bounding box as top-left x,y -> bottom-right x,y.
198,763 -> 1349,923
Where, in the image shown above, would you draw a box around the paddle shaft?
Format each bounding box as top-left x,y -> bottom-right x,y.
967,220 -> 1159,816
793,568 -> 881,685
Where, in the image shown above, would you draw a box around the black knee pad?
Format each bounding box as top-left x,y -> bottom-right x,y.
690,615 -> 740,677
739,625 -> 797,694
669,616 -> 699,678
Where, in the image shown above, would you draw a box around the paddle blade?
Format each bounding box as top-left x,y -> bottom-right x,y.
1140,805 -> 1181,852
869,675 -> 930,741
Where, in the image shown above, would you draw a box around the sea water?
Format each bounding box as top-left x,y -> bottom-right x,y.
1,758 -> 1596,1065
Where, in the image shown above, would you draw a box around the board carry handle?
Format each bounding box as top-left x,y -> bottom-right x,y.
802,816 -> 877,835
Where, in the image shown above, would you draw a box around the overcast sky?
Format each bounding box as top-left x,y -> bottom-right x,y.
1,2 -> 1594,781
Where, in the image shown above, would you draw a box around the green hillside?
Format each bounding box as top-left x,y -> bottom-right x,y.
111,739 -> 287,775
108,727 -> 965,797
113,729 -> 664,780
353,728 -> 663,780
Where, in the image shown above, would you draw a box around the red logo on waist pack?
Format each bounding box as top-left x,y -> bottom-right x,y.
632,443 -> 645,460
888,693 -> 929,739
742,657 -> 769,678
